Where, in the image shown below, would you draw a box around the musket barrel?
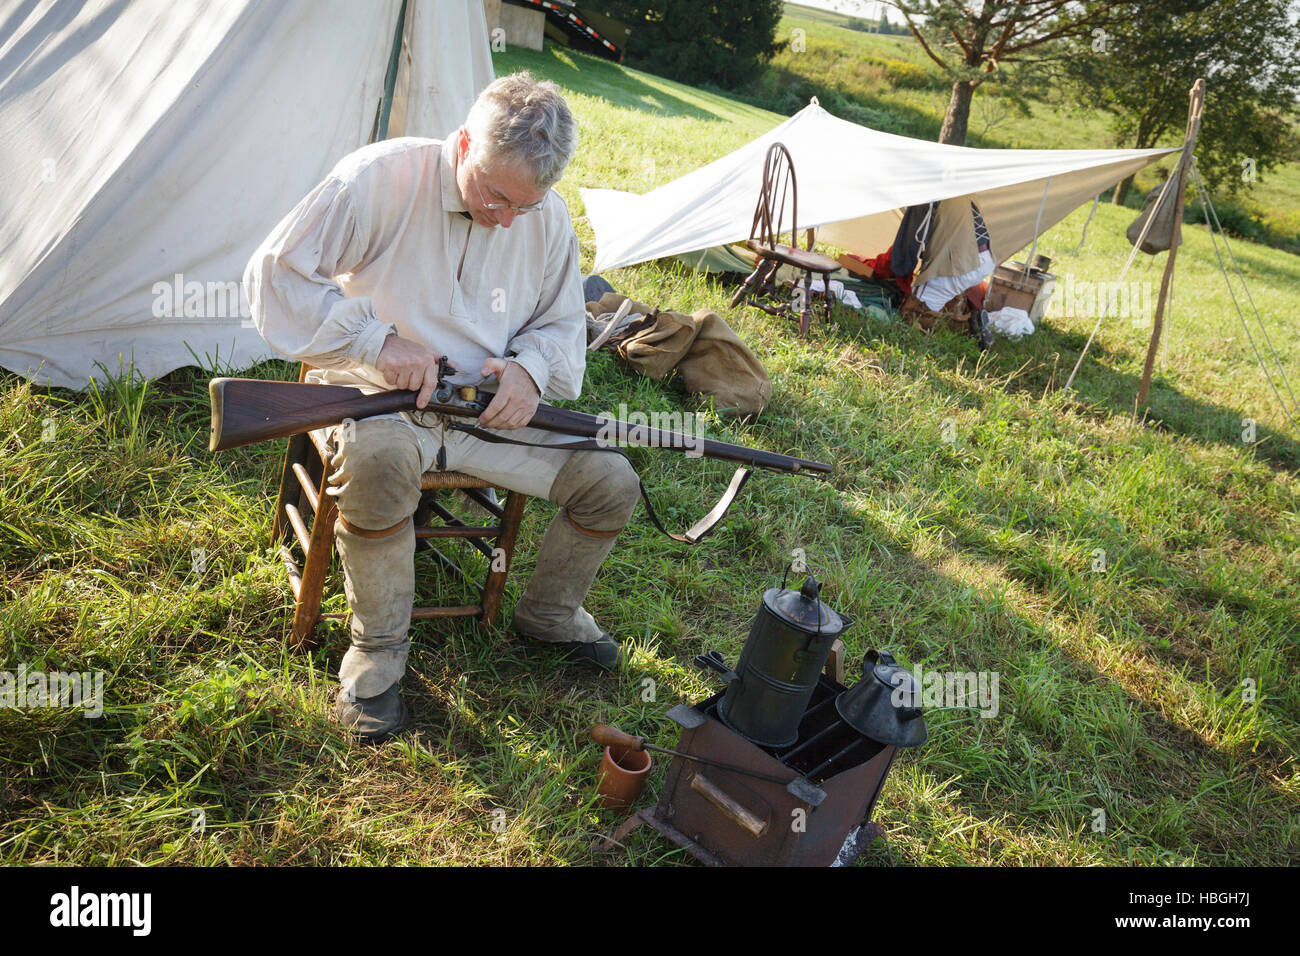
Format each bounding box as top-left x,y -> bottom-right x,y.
528,405 -> 831,475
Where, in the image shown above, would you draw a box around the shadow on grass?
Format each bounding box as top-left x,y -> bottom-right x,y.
738,63 -> 945,139
494,45 -> 734,123
727,474 -> 1297,864
809,298 -> 1300,473
1026,322 -> 1298,473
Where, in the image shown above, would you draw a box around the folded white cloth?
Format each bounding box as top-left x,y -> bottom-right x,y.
830,287 -> 863,310
913,248 -> 996,312
807,276 -> 863,310
986,306 -> 1035,339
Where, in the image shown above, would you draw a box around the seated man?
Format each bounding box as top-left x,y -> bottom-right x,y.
244,72 -> 639,742
900,199 -> 996,349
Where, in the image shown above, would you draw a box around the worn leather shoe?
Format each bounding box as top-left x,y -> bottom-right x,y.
518,631 -> 626,673
331,681 -> 409,743
970,309 -> 994,352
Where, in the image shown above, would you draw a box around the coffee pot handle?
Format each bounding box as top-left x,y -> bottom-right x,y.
862,648 -> 894,675
694,650 -> 739,683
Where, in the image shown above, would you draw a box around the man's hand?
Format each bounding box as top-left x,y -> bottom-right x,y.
479,358 -> 540,430
376,334 -> 442,409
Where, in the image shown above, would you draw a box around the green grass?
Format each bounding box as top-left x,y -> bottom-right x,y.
2,42 -> 1297,866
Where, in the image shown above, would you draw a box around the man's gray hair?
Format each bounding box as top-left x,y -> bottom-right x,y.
465,72 -> 577,192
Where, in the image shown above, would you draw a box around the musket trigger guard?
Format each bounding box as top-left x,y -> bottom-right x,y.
409,408 -> 443,429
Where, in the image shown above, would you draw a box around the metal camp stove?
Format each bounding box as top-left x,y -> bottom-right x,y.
638,674 -> 896,867
592,575 -> 920,866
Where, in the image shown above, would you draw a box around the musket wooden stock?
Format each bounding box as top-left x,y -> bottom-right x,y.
208,377 -> 832,476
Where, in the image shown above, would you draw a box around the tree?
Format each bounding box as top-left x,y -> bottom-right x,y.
1065,0 -> 1300,204
885,1 -> 1129,145
602,1 -> 785,89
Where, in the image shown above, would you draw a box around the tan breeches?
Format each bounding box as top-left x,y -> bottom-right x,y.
315,412 -> 640,698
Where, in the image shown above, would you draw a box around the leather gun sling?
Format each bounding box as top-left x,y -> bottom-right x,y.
445,422 -> 752,545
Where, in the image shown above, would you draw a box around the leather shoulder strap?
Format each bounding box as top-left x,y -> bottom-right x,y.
446,422 -> 751,544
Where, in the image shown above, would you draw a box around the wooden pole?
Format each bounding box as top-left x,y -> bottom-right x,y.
1136,78 -> 1205,407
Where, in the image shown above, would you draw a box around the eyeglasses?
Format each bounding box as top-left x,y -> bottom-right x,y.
472,167 -> 546,213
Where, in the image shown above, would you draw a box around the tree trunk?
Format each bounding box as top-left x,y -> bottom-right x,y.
1112,173 -> 1134,206
1114,113 -> 1159,205
938,79 -> 974,145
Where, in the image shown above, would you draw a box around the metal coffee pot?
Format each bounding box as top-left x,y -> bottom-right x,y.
835,649 -> 928,748
718,574 -> 854,748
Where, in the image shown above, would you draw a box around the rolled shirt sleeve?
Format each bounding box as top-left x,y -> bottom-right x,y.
506,225 -> 586,401
243,177 -> 396,370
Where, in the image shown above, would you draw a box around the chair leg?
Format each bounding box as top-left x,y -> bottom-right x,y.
756,259 -> 780,298
480,490 -> 526,626
271,432 -> 309,547
276,363 -> 319,545
798,272 -> 812,337
290,489 -> 337,650
730,261 -> 766,309
731,258 -> 784,310
822,278 -> 836,326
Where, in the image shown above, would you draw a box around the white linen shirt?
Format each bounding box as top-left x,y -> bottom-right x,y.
243,137 -> 586,400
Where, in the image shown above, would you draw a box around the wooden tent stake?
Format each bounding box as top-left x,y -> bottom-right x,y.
1136,78 -> 1205,407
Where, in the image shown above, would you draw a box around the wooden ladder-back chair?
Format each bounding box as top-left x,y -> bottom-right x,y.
270,364 -> 529,650
729,142 -> 841,337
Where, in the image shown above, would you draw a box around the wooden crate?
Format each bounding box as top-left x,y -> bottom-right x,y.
984,262 -> 1041,313
985,261 -> 1058,319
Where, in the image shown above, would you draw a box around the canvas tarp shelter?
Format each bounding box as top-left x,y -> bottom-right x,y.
0,0 -> 494,390
581,102 -> 1176,276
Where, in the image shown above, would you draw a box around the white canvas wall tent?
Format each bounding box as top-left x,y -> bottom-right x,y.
0,0 -> 494,390
581,100 -> 1177,277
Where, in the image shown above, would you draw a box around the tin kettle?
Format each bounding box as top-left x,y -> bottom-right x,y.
718,574 -> 854,748
835,649 -> 928,747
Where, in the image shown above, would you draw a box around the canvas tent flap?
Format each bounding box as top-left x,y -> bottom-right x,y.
581,103 -> 1176,275
391,0 -> 495,142
0,0 -> 494,390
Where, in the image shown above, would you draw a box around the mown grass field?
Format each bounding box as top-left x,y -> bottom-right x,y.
2,35 -> 1297,866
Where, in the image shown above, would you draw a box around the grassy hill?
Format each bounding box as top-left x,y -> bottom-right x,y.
1,41 -> 1297,866
770,4 -> 1300,253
